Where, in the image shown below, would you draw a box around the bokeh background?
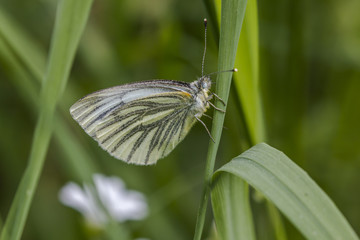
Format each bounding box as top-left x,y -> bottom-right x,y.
0,0 -> 359,239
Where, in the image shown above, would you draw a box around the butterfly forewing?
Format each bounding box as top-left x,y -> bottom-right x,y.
70,81 -> 198,165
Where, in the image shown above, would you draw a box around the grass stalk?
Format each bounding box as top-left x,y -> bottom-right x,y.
0,0 -> 93,239
193,0 -> 248,239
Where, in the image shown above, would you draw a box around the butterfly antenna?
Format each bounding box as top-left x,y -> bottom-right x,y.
201,18 -> 208,77
205,68 -> 238,78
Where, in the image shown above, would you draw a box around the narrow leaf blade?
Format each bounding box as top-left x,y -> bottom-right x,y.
211,174 -> 255,240
0,0 -> 93,239
213,143 -> 359,240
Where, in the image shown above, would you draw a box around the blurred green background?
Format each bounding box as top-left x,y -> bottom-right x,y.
0,0 -> 359,239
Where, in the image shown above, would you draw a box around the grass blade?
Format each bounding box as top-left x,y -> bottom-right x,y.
232,0 -> 288,238
0,2 -> 101,183
0,0 -> 93,239
193,0 -> 248,239
266,200 -> 287,240
213,143 -> 359,240
232,0 -> 264,144
0,9 -> 46,81
211,174 -> 255,240
209,0 -> 262,239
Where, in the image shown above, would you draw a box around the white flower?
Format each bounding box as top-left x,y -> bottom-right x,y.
59,174 -> 148,227
93,174 -> 148,222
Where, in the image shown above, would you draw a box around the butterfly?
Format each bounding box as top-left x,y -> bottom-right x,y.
70,19 -> 237,165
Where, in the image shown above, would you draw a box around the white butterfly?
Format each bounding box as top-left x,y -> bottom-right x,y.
70,19 -> 236,165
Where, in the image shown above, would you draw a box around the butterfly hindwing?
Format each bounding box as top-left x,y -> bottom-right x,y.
70,81 -> 197,165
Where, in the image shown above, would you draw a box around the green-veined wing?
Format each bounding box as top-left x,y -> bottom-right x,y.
70,80 -> 198,165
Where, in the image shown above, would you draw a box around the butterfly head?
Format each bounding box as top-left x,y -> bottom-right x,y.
200,76 -> 211,90
191,76 -> 212,92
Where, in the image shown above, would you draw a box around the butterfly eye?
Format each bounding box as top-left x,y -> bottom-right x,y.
201,81 -> 209,89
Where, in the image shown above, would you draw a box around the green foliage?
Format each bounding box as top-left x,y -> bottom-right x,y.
211,174 -> 255,240
212,143 -> 359,240
193,0 -> 248,239
0,0 -> 359,239
0,0 -> 93,239
232,0 -> 264,144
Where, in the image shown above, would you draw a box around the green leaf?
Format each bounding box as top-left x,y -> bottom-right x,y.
232,0 -> 265,144
230,1 -> 287,238
0,8 -> 46,81
212,143 -> 359,240
266,200 -> 287,240
0,12 -> 98,183
211,174 -> 255,240
0,0 -> 93,239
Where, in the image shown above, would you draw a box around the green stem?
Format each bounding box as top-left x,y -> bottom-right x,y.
266,201 -> 288,240
0,215 -> 3,232
0,1 -> 93,239
193,0 -> 248,239
193,142 -> 219,240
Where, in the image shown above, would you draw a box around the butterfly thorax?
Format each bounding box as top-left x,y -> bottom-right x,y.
190,76 -> 212,117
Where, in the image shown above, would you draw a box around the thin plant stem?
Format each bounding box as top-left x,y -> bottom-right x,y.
0,0 -> 93,239
193,0 -> 248,239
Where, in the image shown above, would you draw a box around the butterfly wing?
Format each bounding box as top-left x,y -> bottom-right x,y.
70,80 -> 197,165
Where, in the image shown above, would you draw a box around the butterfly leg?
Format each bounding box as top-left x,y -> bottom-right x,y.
201,114 -> 229,130
202,113 -> 213,119
208,101 -> 225,113
195,115 -> 215,143
209,91 -> 226,106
